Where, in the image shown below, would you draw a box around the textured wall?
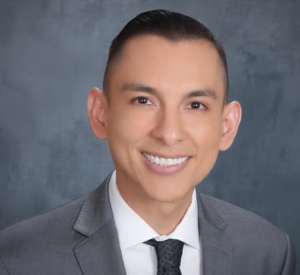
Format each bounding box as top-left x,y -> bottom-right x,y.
0,0 -> 299,270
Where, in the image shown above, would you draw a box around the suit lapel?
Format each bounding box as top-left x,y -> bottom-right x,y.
73,172 -> 126,275
197,192 -> 233,275
72,171 -> 233,275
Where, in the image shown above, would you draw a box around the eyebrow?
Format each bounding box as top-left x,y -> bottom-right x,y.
121,82 -> 217,100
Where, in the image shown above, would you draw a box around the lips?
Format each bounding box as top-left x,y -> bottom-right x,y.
141,151 -> 191,174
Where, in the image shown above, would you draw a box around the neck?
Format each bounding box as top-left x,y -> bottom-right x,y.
116,175 -> 194,236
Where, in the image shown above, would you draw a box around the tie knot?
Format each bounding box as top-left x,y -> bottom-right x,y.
144,238 -> 184,274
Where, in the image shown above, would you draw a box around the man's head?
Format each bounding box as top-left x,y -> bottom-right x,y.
103,9 -> 229,104
88,10 -> 241,205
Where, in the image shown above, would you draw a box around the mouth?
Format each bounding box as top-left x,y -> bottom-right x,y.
141,152 -> 191,174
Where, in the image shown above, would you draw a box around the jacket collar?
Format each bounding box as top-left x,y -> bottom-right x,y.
73,171 -> 127,275
73,171 -> 114,236
197,191 -> 233,274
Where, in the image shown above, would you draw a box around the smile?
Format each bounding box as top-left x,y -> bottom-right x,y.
142,152 -> 189,167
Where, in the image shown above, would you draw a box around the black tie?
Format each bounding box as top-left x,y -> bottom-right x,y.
144,238 -> 184,275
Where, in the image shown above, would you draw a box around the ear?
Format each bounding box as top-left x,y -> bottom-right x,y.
219,101 -> 242,151
87,87 -> 108,140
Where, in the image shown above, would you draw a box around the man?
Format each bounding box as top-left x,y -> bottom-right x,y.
0,9 -> 296,275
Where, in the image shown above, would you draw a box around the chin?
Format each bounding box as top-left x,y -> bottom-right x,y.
144,183 -> 191,204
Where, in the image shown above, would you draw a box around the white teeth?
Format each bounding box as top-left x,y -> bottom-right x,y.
160,158 -> 166,166
143,153 -> 189,167
151,155 -> 155,163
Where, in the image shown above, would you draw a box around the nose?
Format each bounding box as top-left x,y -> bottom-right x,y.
150,107 -> 185,146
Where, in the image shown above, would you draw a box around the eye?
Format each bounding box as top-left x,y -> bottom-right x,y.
187,102 -> 206,110
133,97 -> 152,105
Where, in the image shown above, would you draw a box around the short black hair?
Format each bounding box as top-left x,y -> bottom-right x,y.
103,9 -> 228,103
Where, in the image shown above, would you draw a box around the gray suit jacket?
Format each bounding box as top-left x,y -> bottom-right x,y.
0,171 -> 296,274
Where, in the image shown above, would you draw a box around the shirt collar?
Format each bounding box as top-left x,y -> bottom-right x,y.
109,170 -> 200,250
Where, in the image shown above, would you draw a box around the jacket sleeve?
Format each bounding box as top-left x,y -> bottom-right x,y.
281,234 -> 297,275
0,256 -> 9,275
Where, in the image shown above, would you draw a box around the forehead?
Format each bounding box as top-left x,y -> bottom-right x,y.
111,35 -> 225,96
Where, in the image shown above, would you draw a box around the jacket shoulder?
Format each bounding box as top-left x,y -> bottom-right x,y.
0,194 -> 90,273
198,192 -> 296,274
0,194 -> 88,248
199,192 -> 286,238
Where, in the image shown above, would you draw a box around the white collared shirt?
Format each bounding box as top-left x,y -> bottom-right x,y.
108,170 -> 202,275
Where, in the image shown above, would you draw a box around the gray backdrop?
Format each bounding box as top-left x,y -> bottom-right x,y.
0,0 -> 299,272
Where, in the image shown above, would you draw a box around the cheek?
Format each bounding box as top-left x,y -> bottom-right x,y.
106,107 -> 154,154
198,126 -> 221,148
188,116 -> 222,147
187,117 -> 222,169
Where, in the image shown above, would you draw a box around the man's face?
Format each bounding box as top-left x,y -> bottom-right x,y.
100,35 -> 231,203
